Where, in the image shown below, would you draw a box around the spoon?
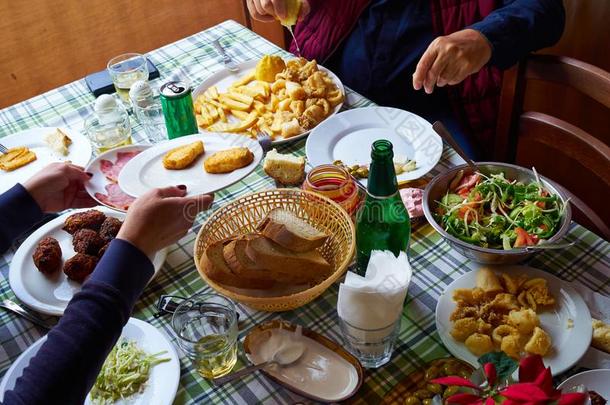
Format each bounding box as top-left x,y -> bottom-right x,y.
525,241 -> 576,251
432,121 -> 479,172
213,342 -> 306,386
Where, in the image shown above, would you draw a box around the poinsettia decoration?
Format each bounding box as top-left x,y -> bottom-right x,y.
431,353 -> 587,405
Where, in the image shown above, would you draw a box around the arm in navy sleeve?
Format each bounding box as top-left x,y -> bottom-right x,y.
469,0 -> 565,69
0,184 -> 44,253
3,239 -> 154,405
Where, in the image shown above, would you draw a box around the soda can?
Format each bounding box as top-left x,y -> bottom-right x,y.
159,81 -> 198,139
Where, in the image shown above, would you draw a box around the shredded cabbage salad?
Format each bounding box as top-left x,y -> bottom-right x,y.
435,171 -> 565,250
90,339 -> 169,404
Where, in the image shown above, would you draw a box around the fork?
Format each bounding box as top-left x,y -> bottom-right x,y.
0,299 -> 54,329
256,132 -> 273,153
0,143 -> 8,154
212,39 -> 239,73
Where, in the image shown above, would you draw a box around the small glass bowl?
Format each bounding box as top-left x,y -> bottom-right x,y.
303,165 -> 362,215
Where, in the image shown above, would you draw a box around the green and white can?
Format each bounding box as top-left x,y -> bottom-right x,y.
160,81 -> 198,139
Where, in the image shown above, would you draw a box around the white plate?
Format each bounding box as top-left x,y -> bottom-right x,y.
558,369 -> 610,397
435,265 -> 592,376
192,59 -> 345,145
0,126 -> 92,193
85,145 -> 150,212
118,133 -> 263,198
305,107 -> 443,186
0,317 -> 180,405
9,207 -> 167,316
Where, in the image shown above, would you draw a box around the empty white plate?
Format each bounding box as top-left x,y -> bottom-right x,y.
0,317 -> 180,405
305,107 -> 443,186
435,265 -> 592,376
0,126 -> 92,193
118,133 -> 262,198
9,206 -> 167,316
192,59 -> 345,145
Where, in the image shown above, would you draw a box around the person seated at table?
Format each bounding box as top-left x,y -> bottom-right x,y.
246,0 -> 565,160
0,163 -> 213,404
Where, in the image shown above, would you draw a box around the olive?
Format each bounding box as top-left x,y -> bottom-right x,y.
333,160 -> 343,166
404,396 -> 421,405
458,368 -> 472,379
443,386 -> 460,399
424,366 -> 440,380
350,164 -> 360,172
426,383 -> 442,395
422,399 -> 433,405
415,389 -> 433,399
356,167 -> 369,178
442,363 -> 458,376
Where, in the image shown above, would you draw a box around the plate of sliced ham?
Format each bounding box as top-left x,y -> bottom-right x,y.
85,145 -> 149,211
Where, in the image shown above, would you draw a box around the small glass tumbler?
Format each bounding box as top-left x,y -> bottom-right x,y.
303,164 -> 362,216
107,53 -> 149,106
338,315 -> 401,369
133,101 -> 167,143
171,293 -> 238,379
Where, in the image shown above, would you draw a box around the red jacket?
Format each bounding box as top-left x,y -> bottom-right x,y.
291,0 -> 502,157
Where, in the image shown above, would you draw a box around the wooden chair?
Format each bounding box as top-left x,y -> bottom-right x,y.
495,54 -> 610,240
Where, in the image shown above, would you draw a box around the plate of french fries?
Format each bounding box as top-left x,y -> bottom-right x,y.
193,55 -> 345,145
435,265 -> 592,376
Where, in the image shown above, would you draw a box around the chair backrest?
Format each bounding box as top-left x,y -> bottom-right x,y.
495,54 -> 610,240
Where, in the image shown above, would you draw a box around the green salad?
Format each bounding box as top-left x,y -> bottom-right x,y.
435,171 -> 565,250
90,339 -> 169,404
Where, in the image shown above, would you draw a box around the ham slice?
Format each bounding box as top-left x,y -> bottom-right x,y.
95,183 -> 135,211
99,151 -> 140,182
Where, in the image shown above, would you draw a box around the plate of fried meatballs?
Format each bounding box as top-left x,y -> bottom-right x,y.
8,207 -> 167,316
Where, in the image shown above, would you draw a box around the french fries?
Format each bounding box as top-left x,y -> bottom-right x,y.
194,56 -> 344,140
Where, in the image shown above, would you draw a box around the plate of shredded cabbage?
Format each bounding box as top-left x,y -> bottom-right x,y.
0,318 -> 180,404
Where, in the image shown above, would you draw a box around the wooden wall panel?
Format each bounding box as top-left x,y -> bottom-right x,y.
0,0 -> 251,108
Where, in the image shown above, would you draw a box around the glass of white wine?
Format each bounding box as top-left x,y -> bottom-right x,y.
107,53 -> 149,105
171,293 -> 238,379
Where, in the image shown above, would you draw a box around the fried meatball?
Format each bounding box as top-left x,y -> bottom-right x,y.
63,253 -> 98,283
98,243 -> 109,258
72,229 -> 105,255
33,236 -> 62,275
62,210 -> 106,234
99,217 -> 122,242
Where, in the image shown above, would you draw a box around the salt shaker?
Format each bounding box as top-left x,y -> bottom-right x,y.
129,80 -> 167,143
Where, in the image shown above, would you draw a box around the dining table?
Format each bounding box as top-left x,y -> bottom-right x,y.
0,20 -> 608,405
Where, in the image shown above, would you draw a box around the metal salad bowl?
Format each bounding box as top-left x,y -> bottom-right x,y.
422,162 -> 572,264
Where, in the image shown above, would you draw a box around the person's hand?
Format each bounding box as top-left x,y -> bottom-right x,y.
246,0 -> 310,22
413,29 -> 492,94
23,162 -> 96,213
117,186 -> 214,257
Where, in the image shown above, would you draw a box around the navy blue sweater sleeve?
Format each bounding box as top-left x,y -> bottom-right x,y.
3,239 -> 154,405
469,0 -> 565,69
0,184 -> 44,253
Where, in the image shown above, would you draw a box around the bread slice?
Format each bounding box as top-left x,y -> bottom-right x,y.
263,149 -> 305,186
201,239 -> 273,289
259,208 -> 328,252
245,235 -> 331,283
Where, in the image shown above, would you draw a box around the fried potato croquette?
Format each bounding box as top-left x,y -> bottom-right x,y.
524,326 -> 552,356
465,333 -> 494,356
33,236 -> 62,275
508,308 -> 539,334
63,210 -> 107,234
451,318 -> 479,342
204,147 -> 254,174
163,141 -> 204,170
0,147 -> 37,171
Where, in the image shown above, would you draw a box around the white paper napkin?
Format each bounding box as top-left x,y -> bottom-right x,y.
338,250 -> 412,331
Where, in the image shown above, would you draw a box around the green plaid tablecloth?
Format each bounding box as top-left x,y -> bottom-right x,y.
1,20 -> 608,404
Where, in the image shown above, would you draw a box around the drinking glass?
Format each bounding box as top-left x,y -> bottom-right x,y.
171,293 -> 238,379
133,101 -> 167,143
338,312 -> 401,369
302,165 -> 362,216
107,53 -> 149,105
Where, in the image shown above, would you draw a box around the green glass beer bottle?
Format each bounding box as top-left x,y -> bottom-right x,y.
355,140 -> 411,275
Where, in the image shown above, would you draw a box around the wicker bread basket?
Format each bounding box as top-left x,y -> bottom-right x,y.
194,188 -> 355,312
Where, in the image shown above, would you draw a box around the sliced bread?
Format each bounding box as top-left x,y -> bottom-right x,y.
263,149 -> 305,186
245,235 -> 331,283
201,239 -> 273,289
223,235 -> 265,275
259,208 -> 328,253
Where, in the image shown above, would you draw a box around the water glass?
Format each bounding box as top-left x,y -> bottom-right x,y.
107,53 -> 148,105
133,101 -> 167,143
171,293 -> 238,379
338,315 -> 401,369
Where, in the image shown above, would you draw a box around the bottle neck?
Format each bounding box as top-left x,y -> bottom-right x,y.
367,156 -> 398,197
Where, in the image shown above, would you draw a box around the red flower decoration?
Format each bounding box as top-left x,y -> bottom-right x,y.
431,376 -> 481,390
483,362 -> 497,386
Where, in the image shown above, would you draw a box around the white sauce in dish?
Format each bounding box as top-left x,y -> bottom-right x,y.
247,327 -> 359,402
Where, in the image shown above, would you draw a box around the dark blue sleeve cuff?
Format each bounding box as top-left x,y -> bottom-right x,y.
87,239 -> 154,308
0,184 -> 44,253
